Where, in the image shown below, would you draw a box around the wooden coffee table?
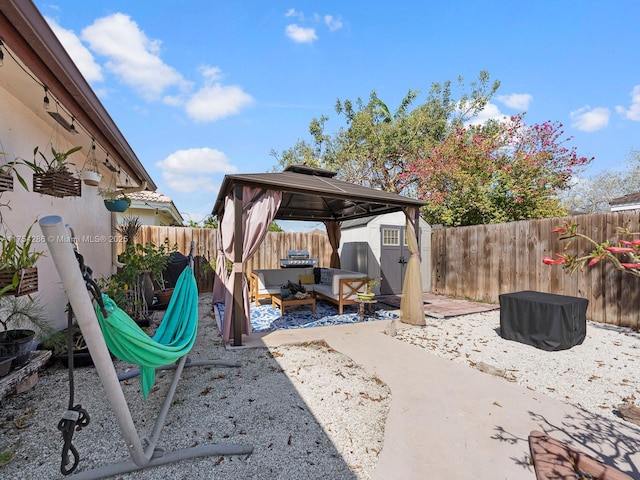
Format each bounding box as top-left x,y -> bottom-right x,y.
271,294 -> 316,314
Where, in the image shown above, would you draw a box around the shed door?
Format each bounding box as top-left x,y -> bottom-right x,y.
380,225 -> 409,295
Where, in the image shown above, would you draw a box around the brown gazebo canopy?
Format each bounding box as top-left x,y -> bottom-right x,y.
212,165 -> 427,346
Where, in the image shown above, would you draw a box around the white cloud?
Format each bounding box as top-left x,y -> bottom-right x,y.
285,24 -> 318,43
324,15 -> 343,32
615,85 -> 640,121
45,17 -> 103,82
184,66 -> 254,122
156,148 -> 237,193
162,173 -> 219,193
81,13 -> 189,99
496,93 -> 532,111
285,8 -> 304,21
465,103 -> 509,126
156,147 -> 237,175
570,106 -> 610,132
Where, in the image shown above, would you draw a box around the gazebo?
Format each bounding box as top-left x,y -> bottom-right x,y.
211,165 -> 427,346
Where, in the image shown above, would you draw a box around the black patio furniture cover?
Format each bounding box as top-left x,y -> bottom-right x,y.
499,290 -> 588,351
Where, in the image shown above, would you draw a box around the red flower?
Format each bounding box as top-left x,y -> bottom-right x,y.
621,263 -> 640,269
604,246 -> 634,253
542,254 -> 567,265
587,257 -> 600,267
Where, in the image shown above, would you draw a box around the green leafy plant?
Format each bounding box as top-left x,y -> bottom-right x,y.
363,276 -> 382,293
0,223 -> 45,296
0,295 -> 51,335
24,145 -> 82,175
0,151 -> 29,191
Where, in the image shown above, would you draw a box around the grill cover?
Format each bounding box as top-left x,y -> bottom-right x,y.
499,290 -> 588,351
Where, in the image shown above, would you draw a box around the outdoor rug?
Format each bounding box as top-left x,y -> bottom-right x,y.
215,301 -> 398,333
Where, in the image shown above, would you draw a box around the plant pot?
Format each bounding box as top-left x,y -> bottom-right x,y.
0,329 -> 36,369
81,170 -> 102,186
154,288 -> 174,305
0,172 -> 13,192
357,292 -> 376,300
33,171 -> 82,198
280,288 -> 291,299
0,267 -> 38,296
0,356 -> 15,377
104,198 -> 129,212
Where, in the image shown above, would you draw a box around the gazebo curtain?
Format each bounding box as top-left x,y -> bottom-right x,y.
400,209 -> 425,325
324,220 -> 342,269
213,186 -> 282,342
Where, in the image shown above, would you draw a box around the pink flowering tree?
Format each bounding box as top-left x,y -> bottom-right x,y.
543,220 -> 640,277
401,114 -> 593,226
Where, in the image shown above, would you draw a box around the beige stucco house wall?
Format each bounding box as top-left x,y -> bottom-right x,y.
0,1 -> 157,331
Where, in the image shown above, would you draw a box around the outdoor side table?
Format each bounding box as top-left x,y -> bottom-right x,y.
355,299 -> 377,322
498,291 -> 588,351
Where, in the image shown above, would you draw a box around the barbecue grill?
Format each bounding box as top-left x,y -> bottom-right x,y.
279,250 -> 319,268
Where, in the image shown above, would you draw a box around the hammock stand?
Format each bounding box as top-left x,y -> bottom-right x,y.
40,215 -> 253,479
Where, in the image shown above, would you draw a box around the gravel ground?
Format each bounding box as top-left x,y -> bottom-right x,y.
4,297 -> 640,479
394,309 -> 640,427
0,294 -> 390,480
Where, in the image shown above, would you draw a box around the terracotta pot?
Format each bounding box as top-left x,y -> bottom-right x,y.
154,288 -> 174,305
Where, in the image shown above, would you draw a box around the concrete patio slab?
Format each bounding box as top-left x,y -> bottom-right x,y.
247,316 -> 640,479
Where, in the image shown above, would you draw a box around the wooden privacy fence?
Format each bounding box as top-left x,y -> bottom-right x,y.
120,226 -> 332,292
432,211 -> 640,329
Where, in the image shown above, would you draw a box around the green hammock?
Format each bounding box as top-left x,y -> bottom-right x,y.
95,266 -> 199,398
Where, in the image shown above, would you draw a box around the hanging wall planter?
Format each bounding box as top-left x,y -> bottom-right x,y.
0,268 -> 39,297
33,172 -> 82,198
0,172 -> 13,192
26,145 -> 83,198
81,170 -> 102,187
104,198 -> 130,212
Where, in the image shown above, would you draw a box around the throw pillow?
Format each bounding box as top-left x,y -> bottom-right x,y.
299,274 -> 315,285
320,269 -> 333,285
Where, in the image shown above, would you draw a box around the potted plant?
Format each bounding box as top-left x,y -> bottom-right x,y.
24,145 -> 82,198
0,152 -> 28,193
358,276 -> 381,300
0,295 -> 52,370
80,142 -> 102,186
112,241 -> 176,321
0,223 -> 44,297
99,188 -> 131,212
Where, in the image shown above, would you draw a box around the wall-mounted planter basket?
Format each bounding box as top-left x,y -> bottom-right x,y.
81,170 -> 102,187
0,267 -> 38,296
33,172 -> 81,198
0,173 -> 13,192
104,198 -> 129,212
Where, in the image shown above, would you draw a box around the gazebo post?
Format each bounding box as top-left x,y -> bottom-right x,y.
233,185 -> 244,346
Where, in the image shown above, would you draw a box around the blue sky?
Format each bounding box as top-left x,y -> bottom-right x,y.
34,1 -> 640,229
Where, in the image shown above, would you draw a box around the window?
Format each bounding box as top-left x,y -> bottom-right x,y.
382,228 -> 400,246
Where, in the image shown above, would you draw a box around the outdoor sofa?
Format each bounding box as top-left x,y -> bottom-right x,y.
250,267 -> 368,314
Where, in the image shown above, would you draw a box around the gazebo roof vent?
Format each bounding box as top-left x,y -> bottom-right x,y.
284,164 -> 337,178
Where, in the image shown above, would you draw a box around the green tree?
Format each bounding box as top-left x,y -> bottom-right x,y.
272,71 -> 500,193
268,221 -> 283,232
561,149 -> 640,213
402,115 -> 593,226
